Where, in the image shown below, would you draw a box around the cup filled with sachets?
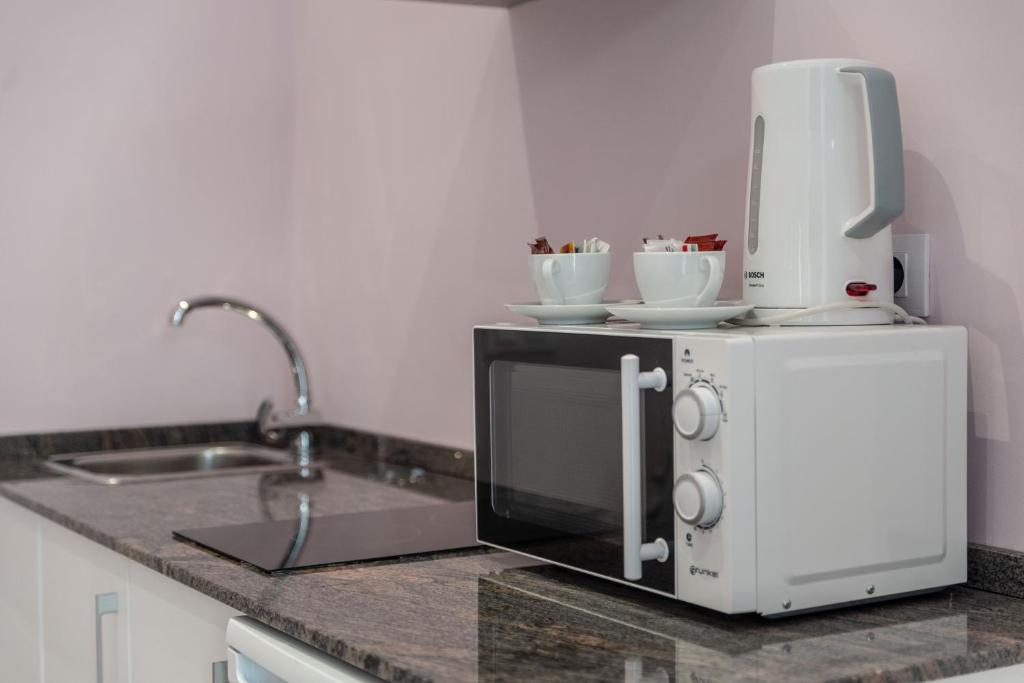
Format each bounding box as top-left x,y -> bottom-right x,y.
634,233 -> 727,307
606,233 -> 753,328
505,236 -> 624,325
527,236 -> 611,305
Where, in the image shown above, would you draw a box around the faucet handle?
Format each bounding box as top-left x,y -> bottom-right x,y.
257,398 -> 323,444
257,399 -> 284,445
256,398 -> 274,423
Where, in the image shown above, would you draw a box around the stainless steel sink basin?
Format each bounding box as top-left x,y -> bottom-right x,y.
45,443 -> 311,485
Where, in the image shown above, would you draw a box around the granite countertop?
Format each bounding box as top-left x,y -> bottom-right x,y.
4,453 -> 1024,682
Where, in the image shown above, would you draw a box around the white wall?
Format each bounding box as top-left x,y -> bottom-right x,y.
287,0 -> 535,449
0,0 -> 296,433
0,0 -> 534,445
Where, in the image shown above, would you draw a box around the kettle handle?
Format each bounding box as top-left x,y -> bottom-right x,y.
840,66 -> 905,239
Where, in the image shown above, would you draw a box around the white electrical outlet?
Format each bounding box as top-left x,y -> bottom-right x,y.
892,234 -> 930,317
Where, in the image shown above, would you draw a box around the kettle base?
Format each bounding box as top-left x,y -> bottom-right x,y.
745,306 -> 895,326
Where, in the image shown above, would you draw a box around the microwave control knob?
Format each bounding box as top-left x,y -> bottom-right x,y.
674,470 -> 724,528
673,383 -> 722,440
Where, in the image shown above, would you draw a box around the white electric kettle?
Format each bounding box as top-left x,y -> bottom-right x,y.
742,59 -> 904,325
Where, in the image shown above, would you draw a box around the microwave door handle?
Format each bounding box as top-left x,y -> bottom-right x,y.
621,354 -> 670,581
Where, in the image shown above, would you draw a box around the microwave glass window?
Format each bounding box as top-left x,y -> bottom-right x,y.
489,361 -> 642,537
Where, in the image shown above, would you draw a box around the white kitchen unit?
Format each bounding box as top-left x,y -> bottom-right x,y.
0,497 -> 239,683
0,496 -> 43,682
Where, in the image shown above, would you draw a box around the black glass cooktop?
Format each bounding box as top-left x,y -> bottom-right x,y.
173,501 -> 479,574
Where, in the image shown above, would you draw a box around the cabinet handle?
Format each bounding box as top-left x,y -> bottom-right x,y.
95,592 -> 119,683
212,660 -> 228,683
620,354 -> 670,581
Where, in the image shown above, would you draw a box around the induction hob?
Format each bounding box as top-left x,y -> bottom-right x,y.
173,500 -> 478,573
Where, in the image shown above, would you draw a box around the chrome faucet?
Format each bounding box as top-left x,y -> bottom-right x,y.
170,297 -> 320,473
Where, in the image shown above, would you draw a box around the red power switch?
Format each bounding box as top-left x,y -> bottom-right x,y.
846,281 -> 878,297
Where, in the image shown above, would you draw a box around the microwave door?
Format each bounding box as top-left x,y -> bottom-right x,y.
489,361 -> 623,536
473,328 -> 677,597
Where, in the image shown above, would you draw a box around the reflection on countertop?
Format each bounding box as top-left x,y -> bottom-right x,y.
477,565 -> 1020,682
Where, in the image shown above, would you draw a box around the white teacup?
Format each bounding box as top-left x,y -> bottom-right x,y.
529,252 -> 611,305
633,251 -> 725,307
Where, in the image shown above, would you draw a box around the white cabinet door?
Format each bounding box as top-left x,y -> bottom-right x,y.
40,519 -> 130,683
128,562 -> 240,683
0,496 -> 43,682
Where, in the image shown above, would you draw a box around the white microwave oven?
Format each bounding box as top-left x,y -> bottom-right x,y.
473,323 -> 967,616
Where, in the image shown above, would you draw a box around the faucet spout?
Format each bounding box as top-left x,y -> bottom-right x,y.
169,297 -> 311,415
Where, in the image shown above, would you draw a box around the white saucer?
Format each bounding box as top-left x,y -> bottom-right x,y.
506,300 -> 641,325
603,301 -> 754,330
